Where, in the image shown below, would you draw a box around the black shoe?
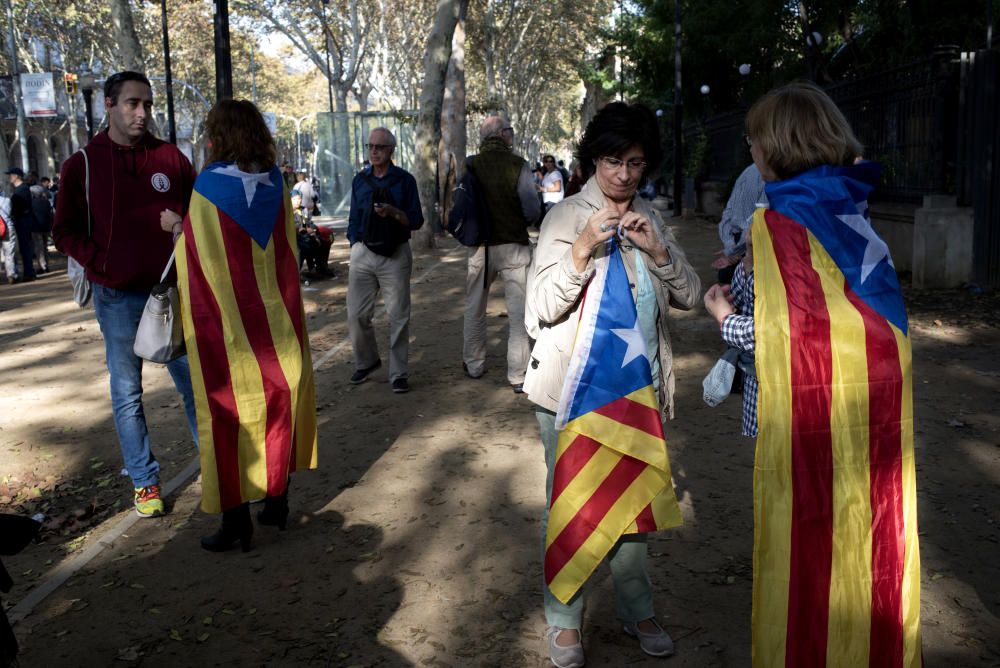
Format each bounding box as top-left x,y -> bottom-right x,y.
350,359 -> 382,384
256,490 -> 289,531
391,378 -> 410,393
462,362 -> 484,379
512,383 -> 525,394
201,503 -> 253,552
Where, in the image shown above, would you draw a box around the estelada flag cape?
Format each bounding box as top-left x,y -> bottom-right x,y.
545,240 -> 682,604
751,162 -> 921,667
177,162 -> 317,514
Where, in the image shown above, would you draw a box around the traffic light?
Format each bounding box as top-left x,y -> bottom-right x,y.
64,73 -> 78,95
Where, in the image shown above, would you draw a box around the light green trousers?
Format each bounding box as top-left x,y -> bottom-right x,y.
536,409 -> 655,630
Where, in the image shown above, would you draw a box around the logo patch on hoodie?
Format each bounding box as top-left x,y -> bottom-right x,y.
151,173 -> 171,192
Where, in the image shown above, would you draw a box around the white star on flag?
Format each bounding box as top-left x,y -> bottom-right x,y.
611,319 -> 648,369
836,199 -> 892,283
212,164 -> 274,207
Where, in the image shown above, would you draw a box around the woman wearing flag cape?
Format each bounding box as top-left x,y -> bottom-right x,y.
524,102 -> 701,667
704,82 -> 922,666
163,100 -> 318,552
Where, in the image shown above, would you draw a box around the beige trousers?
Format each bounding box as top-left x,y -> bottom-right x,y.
463,243 -> 532,384
347,242 -> 412,381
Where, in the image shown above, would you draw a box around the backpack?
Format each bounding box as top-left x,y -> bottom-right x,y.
361,172 -> 405,256
446,160 -> 489,246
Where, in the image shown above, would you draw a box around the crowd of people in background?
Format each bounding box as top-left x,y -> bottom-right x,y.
1,167 -> 58,284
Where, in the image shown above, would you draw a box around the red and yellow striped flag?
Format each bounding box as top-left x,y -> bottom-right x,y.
176,163 -> 317,514
751,163 -> 921,667
545,241 -> 682,604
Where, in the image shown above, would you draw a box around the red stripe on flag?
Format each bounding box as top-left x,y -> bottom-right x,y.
182,223 -> 243,510
634,503 -> 656,532
270,202 -> 306,349
545,455 -> 647,585
550,434 -> 601,505
217,209 -> 294,499
592,395 -> 665,439
765,211 -> 834,668
844,285 -> 905,667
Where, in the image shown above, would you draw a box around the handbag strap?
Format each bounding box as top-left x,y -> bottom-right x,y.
160,250 -> 176,283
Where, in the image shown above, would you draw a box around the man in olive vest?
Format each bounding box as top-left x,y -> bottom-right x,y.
462,115 -> 541,392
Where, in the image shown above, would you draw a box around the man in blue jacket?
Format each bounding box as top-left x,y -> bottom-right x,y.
346,127 -> 423,394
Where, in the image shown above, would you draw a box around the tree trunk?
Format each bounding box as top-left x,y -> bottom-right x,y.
439,0 -> 468,222
413,0 -> 461,248
109,0 -> 144,70
483,1 -> 497,101
580,49 -> 614,132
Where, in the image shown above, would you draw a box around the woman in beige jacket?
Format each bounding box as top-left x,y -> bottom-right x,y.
524,102 -> 700,668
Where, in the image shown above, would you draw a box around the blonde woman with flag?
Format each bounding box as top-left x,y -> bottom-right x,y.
524,102 -> 701,667
704,82 -> 921,666
161,100 -> 318,552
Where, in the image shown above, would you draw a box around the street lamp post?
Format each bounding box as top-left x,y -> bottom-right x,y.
672,0 -> 683,218
278,113 -> 311,169
213,0 -> 233,100
78,69 -> 98,140
157,0 -> 176,143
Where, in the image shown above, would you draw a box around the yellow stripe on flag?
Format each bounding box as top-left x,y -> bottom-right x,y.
808,233 -> 874,667
750,208 -> 792,667
895,324 -> 922,668
570,408 -> 668,471
546,465 -> 670,604
546,432 -> 625,540
176,233 -> 220,505
248,206 -> 317,474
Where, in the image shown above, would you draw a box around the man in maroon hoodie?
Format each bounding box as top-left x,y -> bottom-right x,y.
53,71 -> 198,519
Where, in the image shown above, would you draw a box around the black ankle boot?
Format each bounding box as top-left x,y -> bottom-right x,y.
256,489 -> 289,530
201,503 -> 253,552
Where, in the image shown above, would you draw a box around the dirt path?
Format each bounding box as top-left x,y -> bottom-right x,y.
1,213 -> 998,667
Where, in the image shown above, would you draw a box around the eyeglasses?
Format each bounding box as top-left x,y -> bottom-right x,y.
743,133 -> 753,147
366,143 -> 393,152
597,156 -> 647,172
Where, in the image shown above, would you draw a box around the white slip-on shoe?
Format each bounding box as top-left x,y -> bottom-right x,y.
546,626 -> 585,668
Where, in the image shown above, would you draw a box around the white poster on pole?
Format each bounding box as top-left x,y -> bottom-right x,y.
261,112 -> 278,137
20,73 -> 57,118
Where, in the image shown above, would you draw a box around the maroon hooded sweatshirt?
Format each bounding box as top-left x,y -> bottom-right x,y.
53,129 -> 197,292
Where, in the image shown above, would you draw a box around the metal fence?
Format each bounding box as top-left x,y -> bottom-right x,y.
684,50 -> 959,204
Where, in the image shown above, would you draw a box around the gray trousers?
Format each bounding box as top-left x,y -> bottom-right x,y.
1,226 -> 17,280
462,243 -> 531,384
347,241 -> 412,381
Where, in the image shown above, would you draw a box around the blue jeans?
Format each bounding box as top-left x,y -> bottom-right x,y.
536,409 -> 655,630
92,283 -> 198,489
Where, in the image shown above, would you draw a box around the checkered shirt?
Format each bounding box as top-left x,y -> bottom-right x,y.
720,263 -> 758,436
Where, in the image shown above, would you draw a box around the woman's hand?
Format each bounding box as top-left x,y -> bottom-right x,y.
620,211 -> 670,265
571,207 -> 619,272
160,209 -> 182,233
704,283 -> 735,326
